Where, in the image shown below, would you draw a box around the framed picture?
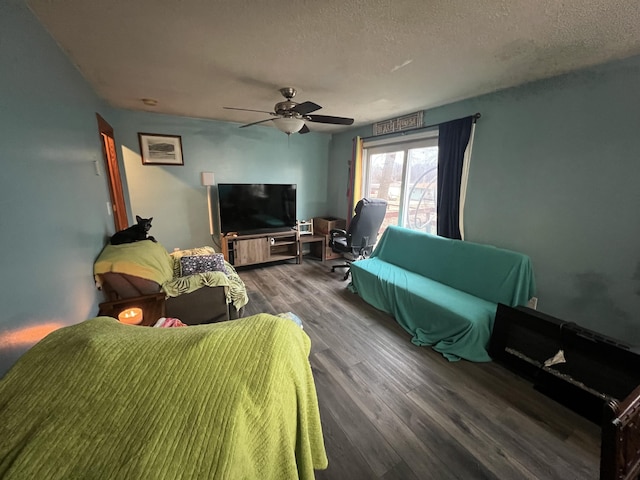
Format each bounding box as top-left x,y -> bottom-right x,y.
138,133 -> 184,165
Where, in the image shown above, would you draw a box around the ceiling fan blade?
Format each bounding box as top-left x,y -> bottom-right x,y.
299,124 -> 310,134
239,118 -> 274,128
224,107 -> 275,115
305,114 -> 354,125
292,101 -> 321,116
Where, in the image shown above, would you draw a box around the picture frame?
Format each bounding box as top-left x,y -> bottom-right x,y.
138,133 -> 184,165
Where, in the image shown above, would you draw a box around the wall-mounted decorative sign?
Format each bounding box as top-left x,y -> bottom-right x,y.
373,111 -> 424,136
138,133 -> 184,165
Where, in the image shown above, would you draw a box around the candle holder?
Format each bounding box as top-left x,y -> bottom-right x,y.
98,293 -> 166,327
118,307 -> 143,325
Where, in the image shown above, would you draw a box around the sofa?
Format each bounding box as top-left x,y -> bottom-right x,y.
94,241 -> 248,324
349,226 -> 536,362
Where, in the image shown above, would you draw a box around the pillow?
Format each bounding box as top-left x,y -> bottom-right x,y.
179,253 -> 228,276
170,246 -> 217,277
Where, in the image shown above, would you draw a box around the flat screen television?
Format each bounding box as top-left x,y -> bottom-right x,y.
217,183 -> 297,235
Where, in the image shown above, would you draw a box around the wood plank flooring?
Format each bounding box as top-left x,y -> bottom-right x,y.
238,259 -> 601,479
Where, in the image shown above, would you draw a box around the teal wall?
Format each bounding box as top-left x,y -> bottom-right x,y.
331,55 -> 640,343
0,0 -> 115,374
112,111 -> 331,251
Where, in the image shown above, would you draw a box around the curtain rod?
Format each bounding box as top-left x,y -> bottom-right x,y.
360,112 -> 481,142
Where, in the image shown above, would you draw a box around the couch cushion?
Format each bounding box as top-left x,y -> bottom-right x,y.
351,257 -> 496,362
99,272 -> 162,300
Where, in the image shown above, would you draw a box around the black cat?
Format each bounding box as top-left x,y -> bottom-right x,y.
110,216 -> 157,245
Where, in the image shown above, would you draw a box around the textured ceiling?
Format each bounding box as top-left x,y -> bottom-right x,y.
27,0 -> 640,133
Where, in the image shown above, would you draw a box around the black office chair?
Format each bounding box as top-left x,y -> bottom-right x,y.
329,198 -> 388,280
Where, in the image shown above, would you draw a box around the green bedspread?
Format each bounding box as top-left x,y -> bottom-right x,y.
0,315 -> 327,479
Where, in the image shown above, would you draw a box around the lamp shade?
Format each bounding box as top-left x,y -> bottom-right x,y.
201,172 -> 215,186
272,117 -> 305,134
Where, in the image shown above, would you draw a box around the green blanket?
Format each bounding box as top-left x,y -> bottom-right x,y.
166,246 -> 248,310
0,315 -> 328,479
94,241 -> 174,285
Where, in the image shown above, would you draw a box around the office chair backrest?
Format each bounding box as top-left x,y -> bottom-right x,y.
348,198 -> 388,252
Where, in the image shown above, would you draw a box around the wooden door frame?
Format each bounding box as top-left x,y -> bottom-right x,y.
96,113 -> 129,231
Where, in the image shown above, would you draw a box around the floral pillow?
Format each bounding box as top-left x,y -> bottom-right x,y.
179,253 -> 228,276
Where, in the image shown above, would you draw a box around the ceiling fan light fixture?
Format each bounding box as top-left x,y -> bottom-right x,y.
272,117 -> 305,135
227,87 -> 352,133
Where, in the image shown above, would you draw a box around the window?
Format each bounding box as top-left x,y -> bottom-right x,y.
362,130 -> 439,235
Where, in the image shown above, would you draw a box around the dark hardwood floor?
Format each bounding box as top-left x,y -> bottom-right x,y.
238,258 -> 601,479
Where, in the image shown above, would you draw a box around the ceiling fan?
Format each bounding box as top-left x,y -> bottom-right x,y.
224,87 -> 354,135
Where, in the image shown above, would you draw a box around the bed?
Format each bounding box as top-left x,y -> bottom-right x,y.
0,314 -> 328,479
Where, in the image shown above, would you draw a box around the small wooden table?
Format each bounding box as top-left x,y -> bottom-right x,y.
298,234 -> 326,263
98,292 -> 166,326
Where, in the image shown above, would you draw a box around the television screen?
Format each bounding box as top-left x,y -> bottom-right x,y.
217,183 -> 297,235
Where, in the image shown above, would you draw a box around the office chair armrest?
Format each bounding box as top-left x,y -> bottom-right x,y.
329,228 -> 347,238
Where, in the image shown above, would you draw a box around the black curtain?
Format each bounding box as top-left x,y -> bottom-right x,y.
437,116 -> 473,239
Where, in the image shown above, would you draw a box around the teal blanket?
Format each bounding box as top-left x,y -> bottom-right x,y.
350,226 -> 536,362
0,315 -> 328,479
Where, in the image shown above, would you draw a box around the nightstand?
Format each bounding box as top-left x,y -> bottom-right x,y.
98,292 -> 166,326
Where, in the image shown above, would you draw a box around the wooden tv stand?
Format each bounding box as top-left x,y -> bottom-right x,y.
220,230 -> 300,267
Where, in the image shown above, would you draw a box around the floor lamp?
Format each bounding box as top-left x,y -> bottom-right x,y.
201,172 -> 215,236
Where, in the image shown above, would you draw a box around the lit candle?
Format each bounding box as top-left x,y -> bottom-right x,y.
118,307 -> 143,325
